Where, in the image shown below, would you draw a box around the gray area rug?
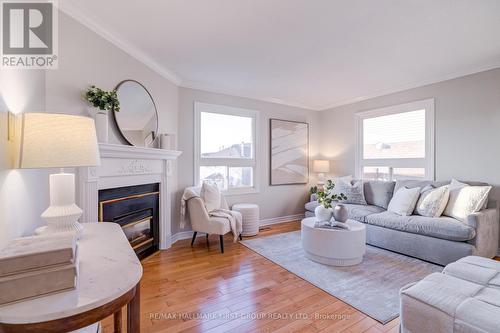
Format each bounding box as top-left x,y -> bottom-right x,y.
240,231 -> 442,324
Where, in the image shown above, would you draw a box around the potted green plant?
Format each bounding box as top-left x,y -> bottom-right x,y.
84,85 -> 120,143
314,180 -> 347,222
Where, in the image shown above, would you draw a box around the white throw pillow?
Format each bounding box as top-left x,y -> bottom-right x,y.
443,179 -> 492,222
388,186 -> 421,216
415,185 -> 450,217
200,182 -> 221,212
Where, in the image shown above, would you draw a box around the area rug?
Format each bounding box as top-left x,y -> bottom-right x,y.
240,231 -> 442,324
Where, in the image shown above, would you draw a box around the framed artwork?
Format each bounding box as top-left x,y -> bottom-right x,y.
269,118 -> 309,185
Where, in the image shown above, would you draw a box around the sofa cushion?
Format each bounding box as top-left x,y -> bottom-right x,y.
388,186 -> 421,216
305,200 -> 319,212
443,179 -> 492,222
342,204 -> 385,222
395,180 -> 449,193
365,211 -> 476,241
395,180 -> 490,193
332,179 -> 367,205
363,181 -> 395,209
443,256 -> 500,288
415,185 -> 450,217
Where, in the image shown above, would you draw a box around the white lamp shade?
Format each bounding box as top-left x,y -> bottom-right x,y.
18,113 -> 101,168
313,160 -> 330,173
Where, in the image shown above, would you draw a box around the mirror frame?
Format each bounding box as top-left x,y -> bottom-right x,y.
113,79 -> 159,147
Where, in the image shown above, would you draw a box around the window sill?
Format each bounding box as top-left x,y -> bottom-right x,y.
223,187 -> 260,196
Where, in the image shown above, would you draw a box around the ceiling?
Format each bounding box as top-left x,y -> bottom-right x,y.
61,1 -> 500,110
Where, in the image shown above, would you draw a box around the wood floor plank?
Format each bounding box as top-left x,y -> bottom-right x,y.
101,220 -> 500,333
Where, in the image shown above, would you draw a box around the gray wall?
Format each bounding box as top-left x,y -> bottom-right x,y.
175,87 -> 321,234
0,12 -> 179,248
319,68 -> 500,248
0,70 -> 50,247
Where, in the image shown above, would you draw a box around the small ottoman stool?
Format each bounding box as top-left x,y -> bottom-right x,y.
400,256 -> 500,333
232,203 -> 259,237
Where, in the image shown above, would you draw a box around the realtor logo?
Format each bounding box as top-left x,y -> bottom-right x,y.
1,0 -> 58,68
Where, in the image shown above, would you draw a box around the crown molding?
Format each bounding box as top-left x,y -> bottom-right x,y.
317,62 -> 500,111
59,2 -> 182,85
58,2 -> 500,112
179,81 -> 318,111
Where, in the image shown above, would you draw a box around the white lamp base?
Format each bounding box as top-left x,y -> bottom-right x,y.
317,173 -> 326,186
39,172 -> 83,237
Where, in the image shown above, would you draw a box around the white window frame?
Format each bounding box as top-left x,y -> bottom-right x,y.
194,102 -> 260,195
355,98 -> 435,181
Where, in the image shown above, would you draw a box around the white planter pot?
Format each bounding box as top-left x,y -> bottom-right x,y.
314,205 -> 332,222
94,111 -> 108,143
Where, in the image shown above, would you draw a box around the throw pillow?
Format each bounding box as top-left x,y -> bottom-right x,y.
443,179 -> 492,222
415,185 -> 450,217
387,186 -> 421,216
201,181 -> 221,212
332,178 -> 367,205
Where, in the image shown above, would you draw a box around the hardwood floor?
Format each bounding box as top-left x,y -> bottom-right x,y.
101,221 -> 498,333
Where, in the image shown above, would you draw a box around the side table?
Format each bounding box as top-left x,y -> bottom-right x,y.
232,203 -> 260,237
0,223 -> 143,333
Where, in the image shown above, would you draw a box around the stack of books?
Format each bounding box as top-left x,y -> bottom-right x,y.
0,233 -> 79,305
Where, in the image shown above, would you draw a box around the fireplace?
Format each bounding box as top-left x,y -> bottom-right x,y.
98,183 -> 160,259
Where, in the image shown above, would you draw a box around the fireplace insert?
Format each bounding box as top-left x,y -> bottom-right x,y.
98,183 -> 159,259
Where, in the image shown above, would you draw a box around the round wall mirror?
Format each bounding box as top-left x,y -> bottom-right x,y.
114,80 -> 158,147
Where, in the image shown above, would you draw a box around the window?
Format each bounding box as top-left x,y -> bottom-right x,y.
356,99 -> 434,181
194,102 -> 259,194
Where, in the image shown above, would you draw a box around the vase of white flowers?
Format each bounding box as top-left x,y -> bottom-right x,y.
315,179 -> 348,222
84,85 -> 120,143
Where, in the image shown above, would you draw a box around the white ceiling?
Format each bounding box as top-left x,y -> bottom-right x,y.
61,1 -> 500,110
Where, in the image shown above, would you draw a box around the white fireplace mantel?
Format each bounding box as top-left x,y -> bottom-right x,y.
77,143 -> 182,249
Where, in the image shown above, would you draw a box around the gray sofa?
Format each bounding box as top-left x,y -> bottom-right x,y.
305,180 -> 499,266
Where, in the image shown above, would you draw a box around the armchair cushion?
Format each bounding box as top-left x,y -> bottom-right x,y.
201,182 -> 221,212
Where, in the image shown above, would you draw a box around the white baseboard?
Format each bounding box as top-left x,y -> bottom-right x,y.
259,214 -> 304,226
168,214 -> 304,246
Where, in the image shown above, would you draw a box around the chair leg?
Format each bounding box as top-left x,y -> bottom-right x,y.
219,235 -> 224,253
206,233 -> 209,247
239,233 -> 243,241
191,232 -> 197,247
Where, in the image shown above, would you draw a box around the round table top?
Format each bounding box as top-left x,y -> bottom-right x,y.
301,217 -> 365,232
0,223 -> 143,324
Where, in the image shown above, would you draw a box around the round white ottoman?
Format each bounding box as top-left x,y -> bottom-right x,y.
301,217 -> 366,266
232,203 -> 260,237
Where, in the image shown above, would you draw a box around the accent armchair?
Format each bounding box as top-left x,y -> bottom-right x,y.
186,189 -> 242,253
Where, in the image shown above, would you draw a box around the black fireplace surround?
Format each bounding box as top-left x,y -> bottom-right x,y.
98,183 -> 160,259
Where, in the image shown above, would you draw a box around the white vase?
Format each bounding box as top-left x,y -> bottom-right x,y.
94,111 -> 108,143
315,205 -> 332,222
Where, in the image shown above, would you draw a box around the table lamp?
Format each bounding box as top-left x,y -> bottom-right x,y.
17,113 -> 100,235
313,160 -> 330,185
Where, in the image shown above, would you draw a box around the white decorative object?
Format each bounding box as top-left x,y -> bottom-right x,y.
270,119 -> 309,185
443,179 -> 492,222
415,185 -> 450,217
387,186 -> 421,216
314,205 -> 333,222
301,217 -> 366,266
201,182 -> 221,212
232,203 -> 260,236
313,160 -> 330,185
160,133 -> 175,150
17,113 -> 100,237
94,111 -> 108,143
0,223 -> 142,326
76,143 -> 182,249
